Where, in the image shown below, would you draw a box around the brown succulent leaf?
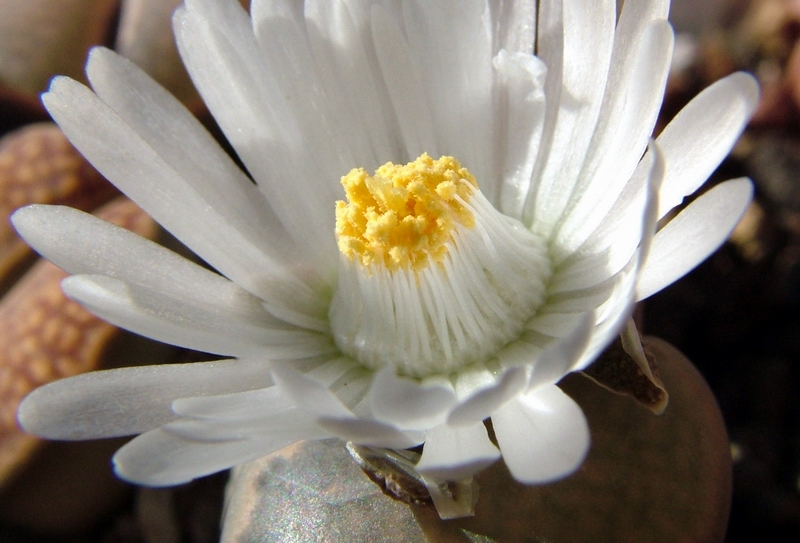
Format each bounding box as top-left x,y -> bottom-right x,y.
0,82 -> 49,135
0,0 -> 117,95
0,437 -> 132,537
582,318 -> 669,415
0,123 -> 119,295
223,337 -> 732,543
0,197 -> 158,486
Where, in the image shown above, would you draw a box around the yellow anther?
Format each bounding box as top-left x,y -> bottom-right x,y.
335,154 -> 476,271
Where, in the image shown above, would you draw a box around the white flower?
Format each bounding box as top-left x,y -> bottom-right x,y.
14,0 -> 756,516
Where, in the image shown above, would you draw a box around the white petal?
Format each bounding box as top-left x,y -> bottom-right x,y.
539,276 -> 617,314
492,385 -> 589,484
251,0 -> 358,181
555,20 -> 673,258
113,428 -> 290,486
527,311 -> 594,390
572,145 -> 664,369
304,0 -> 400,169
12,206 -> 275,323
401,0 -> 497,198
270,363 -> 423,448
370,5 -> 438,160
41,77 -> 325,317
175,2 -> 339,275
415,422 -> 500,481
316,417 -> 424,449
527,311 -> 581,337
17,360 -> 273,440
84,47 -> 313,284
573,258 -> 638,371
637,178 -> 753,300
525,0 -> 616,234
495,49 -> 547,219
656,72 -> 759,217
447,367 -> 527,427
368,368 -> 457,431
546,145 -> 662,372
172,385 -> 291,419
270,363 -> 353,419
61,275 -> 334,359
162,405 -> 328,443
552,141 -> 664,294
616,0 -> 669,32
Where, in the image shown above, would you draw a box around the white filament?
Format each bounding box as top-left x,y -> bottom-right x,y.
329,188 -> 552,377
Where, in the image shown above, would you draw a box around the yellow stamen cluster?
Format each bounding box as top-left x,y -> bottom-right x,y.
335,154 -> 476,271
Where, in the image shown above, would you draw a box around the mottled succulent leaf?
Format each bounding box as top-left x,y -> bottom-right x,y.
0,123 -> 118,295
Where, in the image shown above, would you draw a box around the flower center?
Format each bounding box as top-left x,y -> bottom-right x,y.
335,153 -> 476,271
330,154 -> 552,378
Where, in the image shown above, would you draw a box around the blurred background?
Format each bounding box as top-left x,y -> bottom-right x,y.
0,0 -> 799,541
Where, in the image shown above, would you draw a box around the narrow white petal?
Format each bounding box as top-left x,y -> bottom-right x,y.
572,145 -> 664,369
162,405 -> 328,443
17,360 -> 273,440
492,386 -> 589,484
12,204 -> 335,347
172,386 -> 289,419
447,367 -> 527,427
401,0 -> 496,198
656,72 -> 759,217
368,368 -> 457,431
370,5 -> 438,159
316,417 -> 425,449
304,0 -> 400,168
113,428 -> 295,486
11,206 -> 277,326
553,141 -> 663,294
527,311 -> 594,391
555,20 -> 673,258
415,422 -> 500,481
616,0 -> 669,33
540,277 -> 617,314
41,77 -> 325,317
84,47 -> 311,283
251,0 -> 358,181
637,178 -> 753,300
525,0 -> 616,234
495,50 -> 547,219
270,363 -> 353,419
527,312 -> 581,337
62,275 -> 334,359
175,2 -> 340,275
573,258 -> 638,371
271,363 -> 423,448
